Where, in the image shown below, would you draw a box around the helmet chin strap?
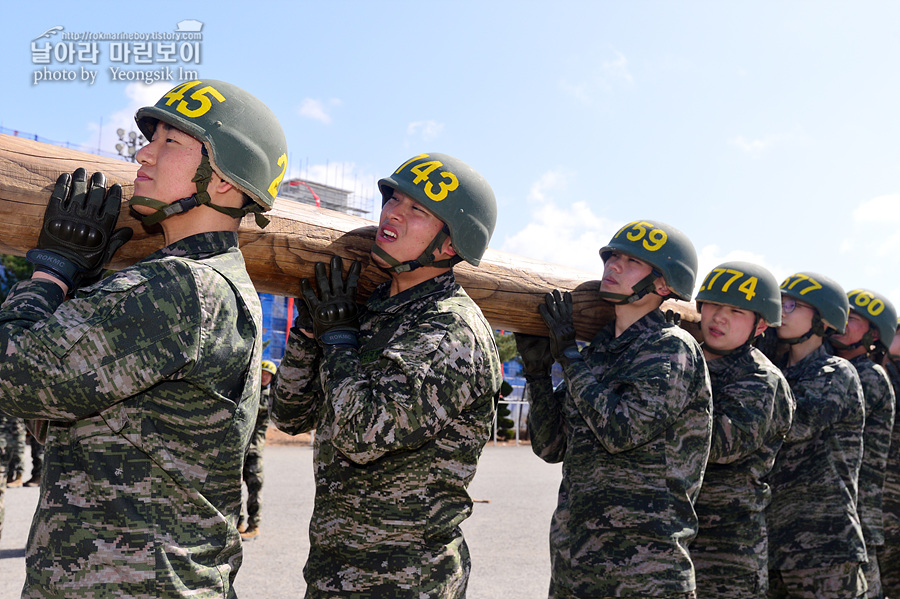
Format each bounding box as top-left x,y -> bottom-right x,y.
702,313 -> 760,357
370,225 -> 461,275
780,312 -> 833,345
597,271 -> 660,305
830,327 -> 876,352
129,148 -> 270,228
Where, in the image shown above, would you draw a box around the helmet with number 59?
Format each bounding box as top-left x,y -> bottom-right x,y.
599,219 -> 698,303
375,153 -> 497,271
696,261 -> 782,326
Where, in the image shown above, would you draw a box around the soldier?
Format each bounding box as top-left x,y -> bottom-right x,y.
517,219 -> 713,598
0,410 -> 17,541
5,416 -> 25,487
690,262 -> 795,598
767,272 -> 868,599
831,289 -> 896,599
271,153 -> 502,598
881,319 -> 900,598
239,359 -> 276,540
0,79 -> 287,598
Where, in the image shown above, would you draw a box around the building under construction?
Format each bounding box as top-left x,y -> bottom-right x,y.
277,178 -> 373,219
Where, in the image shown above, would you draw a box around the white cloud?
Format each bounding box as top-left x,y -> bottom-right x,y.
84,81 -> 172,158
298,98 -> 341,124
560,47 -> 633,104
852,193 -> 900,224
728,130 -> 803,157
406,120 -> 444,142
499,169 -> 616,275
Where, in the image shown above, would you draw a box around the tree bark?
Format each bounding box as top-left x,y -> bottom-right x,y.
0,133 -> 698,339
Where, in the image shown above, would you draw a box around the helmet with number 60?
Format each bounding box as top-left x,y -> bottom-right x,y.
846,288 -> 897,350
780,271 -> 849,335
135,79 -> 288,218
599,219 -> 697,302
696,261 -> 782,326
376,153 -> 496,268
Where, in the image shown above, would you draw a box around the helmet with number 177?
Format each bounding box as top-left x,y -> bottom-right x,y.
599,219 -> 698,303
780,271 -> 848,335
695,261 -> 782,326
374,153 -> 497,273
845,288 -> 898,350
133,79 -> 288,227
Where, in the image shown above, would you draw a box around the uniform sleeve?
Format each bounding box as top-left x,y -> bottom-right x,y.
708,372 -> 789,464
526,376 -> 568,463
562,336 -> 703,454
786,363 -> 863,443
269,325 -> 324,435
0,271 -> 200,421
318,322 -> 496,464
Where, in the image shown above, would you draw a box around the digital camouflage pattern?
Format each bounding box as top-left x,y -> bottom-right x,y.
527,309 -> 713,597
767,345 -> 867,573
0,410 -> 17,539
242,385 -> 269,530
0,231 -> 262,599
691,345 -> 794,598
880,357 -> 900,598
848,354 -> 895,598
271,270 -> 502,598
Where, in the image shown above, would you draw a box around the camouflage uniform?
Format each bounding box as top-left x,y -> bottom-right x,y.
0,410 -> 18,540
881,358 -> 900,598
527,309 -> 713,597
241,384 -> 269,531
0,231 -> 262,599
767,345 -> 868,598
692,346 -> 795,598
6,416 -> 26,482
271,270 -> 502,598
850,354 -> 896,599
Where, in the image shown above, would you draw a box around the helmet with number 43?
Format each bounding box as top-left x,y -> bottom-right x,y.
696,261 -> 782,326
780,271 -> 849,336
374,152 -> 497,273
133,79 -> 288,227
599,219 -> 698,303
845,288 -> 897,350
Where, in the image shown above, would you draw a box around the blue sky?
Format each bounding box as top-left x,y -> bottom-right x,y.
3,1 -> 899,311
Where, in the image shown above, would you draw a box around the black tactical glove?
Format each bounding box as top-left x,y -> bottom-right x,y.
300,255 -> 362,349
514,333 -> 554,380
539,289 -> 581,365
292,294 -> 315,334
27,168 -> 133,290
665,309 -> 681,326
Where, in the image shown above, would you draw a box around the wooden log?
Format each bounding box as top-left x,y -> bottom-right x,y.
0,133 -> 698,339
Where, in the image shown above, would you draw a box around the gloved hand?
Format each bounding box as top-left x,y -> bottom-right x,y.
665,309 -> 681,326
292,295 -> 315,336
514,333 -> 554,379
539,289 -> 581,364
27,168 -> 133,290
300,255 -> 362,349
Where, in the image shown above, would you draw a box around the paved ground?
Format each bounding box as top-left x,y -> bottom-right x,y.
0,443 -> 561,598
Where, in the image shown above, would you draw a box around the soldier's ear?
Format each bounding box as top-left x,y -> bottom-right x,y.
653,277 -> 671,298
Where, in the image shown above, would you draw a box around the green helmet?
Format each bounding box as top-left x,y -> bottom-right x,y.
599,219 -> 697,302
696,261 -> 782,326
376,152 -> 496,268
134,79 -> 287,225
846,288 -> 898,349
780,271 -> 848,335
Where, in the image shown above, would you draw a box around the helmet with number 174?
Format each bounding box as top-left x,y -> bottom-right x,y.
132,79 -> 288,228
696,261 -> 782,326
373,153 -> 497,273
598,219 -> 698,303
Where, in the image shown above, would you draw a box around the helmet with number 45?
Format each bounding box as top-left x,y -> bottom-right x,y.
374,153 -> 497,273
133,79 -> 288,227
845,288 -> 898,350
599,219 -> 698,303
696,261 -> 782,326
